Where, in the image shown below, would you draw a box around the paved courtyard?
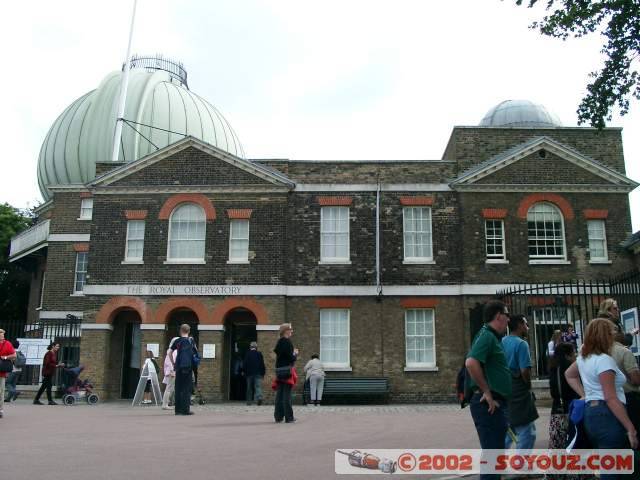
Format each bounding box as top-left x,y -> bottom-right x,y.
1,400 -> 551,480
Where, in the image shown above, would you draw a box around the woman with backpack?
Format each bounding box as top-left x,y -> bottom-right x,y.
5,339 -> 25,402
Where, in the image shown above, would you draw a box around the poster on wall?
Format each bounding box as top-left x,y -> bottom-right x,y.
621,307 -> 639,355
17,338 -> 53,365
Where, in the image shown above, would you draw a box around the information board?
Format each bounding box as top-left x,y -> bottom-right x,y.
17,338 -> 52,366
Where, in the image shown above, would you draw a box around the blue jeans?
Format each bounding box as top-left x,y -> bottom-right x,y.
585,401 -> 629,480
245,375 -> 263,403
4,371 -> 20,400
470,392 -> 508,480
505,421 -> 536,450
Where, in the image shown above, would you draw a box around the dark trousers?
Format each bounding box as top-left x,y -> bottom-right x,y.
274,383 -> 293,422
469,392 -> 508,480
174,367 -> 192,415
35,376 -> 53,402
585,402 -> 629,480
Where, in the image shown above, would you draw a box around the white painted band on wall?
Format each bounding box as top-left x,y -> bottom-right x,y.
256,325 -> 280,331
294,183 -> 453,192
140,324 -> 166,330
80,323 -> 113,331
48,234 -> 91,242
40,311 -> 84,319
197,325 -> 225,331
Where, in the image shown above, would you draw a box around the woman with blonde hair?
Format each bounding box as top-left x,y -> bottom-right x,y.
565,318 -> 638,479
548,330 -> 562,357
273,323 -> 298,423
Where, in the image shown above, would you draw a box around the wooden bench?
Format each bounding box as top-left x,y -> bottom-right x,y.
303,377 -> 390,404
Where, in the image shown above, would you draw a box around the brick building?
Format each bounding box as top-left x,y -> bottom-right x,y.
9,63 -> 639,402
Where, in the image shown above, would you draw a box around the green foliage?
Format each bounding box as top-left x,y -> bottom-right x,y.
514,0 -> 640,128
0,203 -> 34,323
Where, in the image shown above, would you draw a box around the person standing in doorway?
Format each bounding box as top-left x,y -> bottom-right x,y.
502,314 -> 538,450
0,329 -> 17,418
171,324 -> 194,415
243,341 -> 265,405
274,323 -> 298,423
465,300 -> 511,480
33,342 -> 64,405
304,354 -> 325,406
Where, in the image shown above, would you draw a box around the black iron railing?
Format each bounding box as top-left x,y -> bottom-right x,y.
124,54 -> 188,88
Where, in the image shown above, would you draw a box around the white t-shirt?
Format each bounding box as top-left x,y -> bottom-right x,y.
548,340 -> 555,356
577,353 -> 626,403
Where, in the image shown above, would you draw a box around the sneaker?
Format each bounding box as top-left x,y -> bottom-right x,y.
33,400 -> 44,405
12,392 -> 21,401
48,401 -> 59,405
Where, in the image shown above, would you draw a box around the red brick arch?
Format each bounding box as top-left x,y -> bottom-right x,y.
210,296 -> 269,325
155,297 -> 209,325
96,296 -> 151,324
517,193 -> 575,220
158,194 -> 216,220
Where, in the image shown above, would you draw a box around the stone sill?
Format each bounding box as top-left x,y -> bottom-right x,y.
318,261 -> 352,265
485,259 -> 509,264
528,260 -> 571,265
121,260 -> 144,265
324,366 -> 353,372
589,260 -> 612,265
404,366 -> 439,372
163,260 -> 206,265
70,293 -> 85,297
227,260 -> 250,264
76,217 -> 92,221
403,260 -> 436,265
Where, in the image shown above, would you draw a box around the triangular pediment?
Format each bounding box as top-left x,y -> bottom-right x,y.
91,137 -> 295,189
451,136 -> 638,193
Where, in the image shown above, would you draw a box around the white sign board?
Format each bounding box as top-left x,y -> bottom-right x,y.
202,344 -> 216,359
621,307 -> 639,355
146,343 -> 159,358
17,338 -> 52,366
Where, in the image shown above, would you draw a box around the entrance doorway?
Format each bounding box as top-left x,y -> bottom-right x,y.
110,310 -> 142,399
224,309 -> 257,401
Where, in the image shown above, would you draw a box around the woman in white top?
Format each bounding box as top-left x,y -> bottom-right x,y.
548,329 -> 562,357
565,318 -> 637,479
304,354 -> 325,406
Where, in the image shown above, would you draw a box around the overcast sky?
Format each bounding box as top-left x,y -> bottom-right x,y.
2,0 -> 638,230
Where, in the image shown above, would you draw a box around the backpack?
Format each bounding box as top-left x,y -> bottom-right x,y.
15,350 -> 27,367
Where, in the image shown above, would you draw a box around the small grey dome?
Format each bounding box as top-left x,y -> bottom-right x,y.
479,100 -> 562,128
37,58 -> 244,200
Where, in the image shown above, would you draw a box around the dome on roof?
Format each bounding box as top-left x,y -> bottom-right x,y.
479,99 -> 562,128
37,57 -> 244,200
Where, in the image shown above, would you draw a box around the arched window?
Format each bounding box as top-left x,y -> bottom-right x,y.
527,202 -> 566,260
167,203 -> 206,261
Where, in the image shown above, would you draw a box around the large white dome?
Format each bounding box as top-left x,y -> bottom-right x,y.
37,58 -> 244,199
479,99 -> 562,128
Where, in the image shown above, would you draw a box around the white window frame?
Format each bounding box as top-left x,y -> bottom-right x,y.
319,309 -> 351,369
74,252 -> 88,294
404,309 -> 436,370
78,198 -> 93,220
403,207 -> 433,263
320,206 -> 350,263
228,219 -> 250,263
124,220 -> 145,263
165,203 -> 206,264
527,202 -> 568,263
587,219 -> 609,263
485,219 -> 507,262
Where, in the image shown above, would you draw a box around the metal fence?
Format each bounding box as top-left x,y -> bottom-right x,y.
2,317 -> 81,388
497,268 -> 640,378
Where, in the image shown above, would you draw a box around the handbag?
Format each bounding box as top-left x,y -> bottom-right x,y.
0,341 -> 13,372
275,365 -> 292,380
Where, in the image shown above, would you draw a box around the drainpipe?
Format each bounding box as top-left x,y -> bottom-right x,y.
376,181 -> 382,296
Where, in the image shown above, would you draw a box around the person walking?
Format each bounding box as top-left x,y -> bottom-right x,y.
0,329 -> 17,418
502,314 -> 538,450
4,339 -> 25,402
170,324 -> 195,415
465,300 -> 511,480
33,342 -> 65,405
243,341 -> 265,406
274,323 -> 298,423
162,347 -> 176,410
565,318 -> 638,480
304,354 -> 325,406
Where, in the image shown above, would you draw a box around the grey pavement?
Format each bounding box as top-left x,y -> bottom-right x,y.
0,400 -> 550,480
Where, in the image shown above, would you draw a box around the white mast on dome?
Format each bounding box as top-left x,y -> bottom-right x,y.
111,0 -> 139,162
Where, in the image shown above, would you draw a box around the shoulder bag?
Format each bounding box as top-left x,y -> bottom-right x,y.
0,341 -> 13,372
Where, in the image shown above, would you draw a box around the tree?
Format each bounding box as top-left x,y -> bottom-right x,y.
0,203 -> 34,325
513,0 -> 640,129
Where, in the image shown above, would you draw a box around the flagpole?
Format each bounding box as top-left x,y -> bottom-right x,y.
111,0 -> 139,162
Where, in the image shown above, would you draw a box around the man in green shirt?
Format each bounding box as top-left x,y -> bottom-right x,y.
465,300 -> 511,479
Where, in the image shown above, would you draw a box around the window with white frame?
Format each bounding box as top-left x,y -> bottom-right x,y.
229,219 -> 249,262
527,202 -> 566,259
405,309 -> 436,367
587,220 -> 608,261
74,252 -> 88,293
167,203 -> 206,261
320,206 -> 349,262
403,207 -> 433,261
320,309 -> 350,367
79,198 -> 93,220
125,220 -> 145,262
485,219 -> 506,260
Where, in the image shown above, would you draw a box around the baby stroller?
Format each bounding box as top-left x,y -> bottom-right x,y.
61,366 -> 99,406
